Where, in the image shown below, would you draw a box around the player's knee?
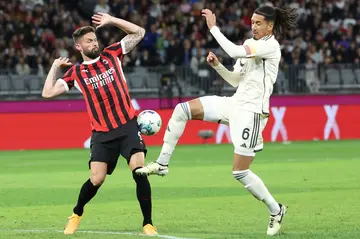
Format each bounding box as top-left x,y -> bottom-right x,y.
90,174 -> 106,186
173,103 -> 191,122
232,169 -> 249,184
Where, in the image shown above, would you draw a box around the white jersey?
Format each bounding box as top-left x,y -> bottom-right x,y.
232,35 -> 281,114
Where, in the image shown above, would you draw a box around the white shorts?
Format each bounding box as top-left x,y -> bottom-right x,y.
199,95 -> 268,156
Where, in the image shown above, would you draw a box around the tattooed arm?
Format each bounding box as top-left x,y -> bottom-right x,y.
92,13 -> 145,54
42,57 -> 72,98
120,27 -> 146,54
108,16 -> 145,54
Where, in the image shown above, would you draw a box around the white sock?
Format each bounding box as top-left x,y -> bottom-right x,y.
156,102 -> 191,166
233,170 -> 280,215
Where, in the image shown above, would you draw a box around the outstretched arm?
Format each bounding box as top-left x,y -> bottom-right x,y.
92,12 -> 145,54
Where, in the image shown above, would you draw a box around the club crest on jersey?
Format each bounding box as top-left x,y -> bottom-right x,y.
83,67 -> 115,89
102,59 -> 108,64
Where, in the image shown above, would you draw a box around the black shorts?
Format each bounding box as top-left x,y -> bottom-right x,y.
89,118 -> 147,175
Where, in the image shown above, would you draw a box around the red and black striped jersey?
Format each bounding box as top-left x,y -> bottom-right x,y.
58,42 -> 136,132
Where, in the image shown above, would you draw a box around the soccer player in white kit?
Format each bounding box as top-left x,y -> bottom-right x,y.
137,5 -> 297,236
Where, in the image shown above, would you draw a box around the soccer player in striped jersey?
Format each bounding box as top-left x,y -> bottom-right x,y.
42,12 -> 157,236
137,6 -> 297,236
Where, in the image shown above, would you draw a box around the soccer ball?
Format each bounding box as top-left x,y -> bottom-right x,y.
137,110 -> 162,136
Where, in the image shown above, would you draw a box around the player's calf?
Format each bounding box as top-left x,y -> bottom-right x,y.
156,102 -> 192,166
232,169 -> 281,213
73,178 -> 101,217
132,168 -> 153,226
232,169 -> 286,235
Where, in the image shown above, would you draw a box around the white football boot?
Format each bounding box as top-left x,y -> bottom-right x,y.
135,162 -> 169,176
267,204 -> 287,236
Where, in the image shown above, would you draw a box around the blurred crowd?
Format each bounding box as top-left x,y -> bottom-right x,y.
0,0 -> 359,79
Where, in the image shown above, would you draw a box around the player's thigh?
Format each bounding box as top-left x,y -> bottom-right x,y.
89,140 -> 121,176
198,95 -> 232,124
254,116 -> 269,153
229,110 -> 262,157
119,119 -> 147,169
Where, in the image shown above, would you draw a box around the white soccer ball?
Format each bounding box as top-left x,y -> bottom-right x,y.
137,110 -> 162,136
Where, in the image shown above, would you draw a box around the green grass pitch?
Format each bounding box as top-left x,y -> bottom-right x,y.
0,140 -> 359,239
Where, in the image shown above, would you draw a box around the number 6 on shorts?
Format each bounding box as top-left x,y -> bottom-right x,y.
230,110 -> 262,157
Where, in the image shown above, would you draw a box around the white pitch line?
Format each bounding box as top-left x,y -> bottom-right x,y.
0,229 -> 199,239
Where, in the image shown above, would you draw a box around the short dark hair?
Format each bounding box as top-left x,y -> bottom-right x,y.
72,26 -> 96,43
254,6 -> 297,38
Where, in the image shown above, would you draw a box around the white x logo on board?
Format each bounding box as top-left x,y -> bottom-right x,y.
271,107 -> 288,142
324,105 -> 340,140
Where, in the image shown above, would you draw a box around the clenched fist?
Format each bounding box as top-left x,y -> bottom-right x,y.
206,52 -> 220,67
